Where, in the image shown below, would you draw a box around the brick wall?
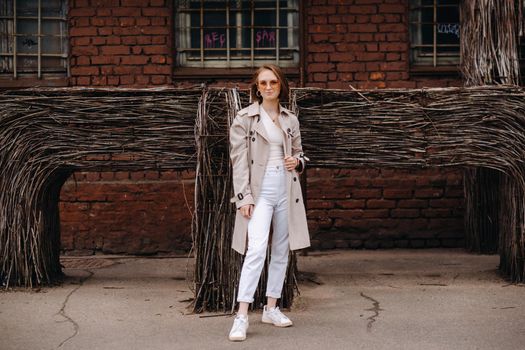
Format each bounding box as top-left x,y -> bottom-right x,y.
302,0 -> 465,250
60,0 -> 466,255
307,167 -> 464,249
306,0 -> 461,89
60,170 -> 194,255
69,0 -> 172,87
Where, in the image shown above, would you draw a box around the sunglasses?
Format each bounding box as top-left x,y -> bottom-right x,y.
257,80 -> 280,88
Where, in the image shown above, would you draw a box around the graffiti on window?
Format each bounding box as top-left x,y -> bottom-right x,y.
437,23 -> 460,38
204,32 -> 226,48
255,30 -> 275,47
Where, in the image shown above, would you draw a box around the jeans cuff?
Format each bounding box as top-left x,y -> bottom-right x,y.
265,292 -> 281,299
237,298 -> 254,303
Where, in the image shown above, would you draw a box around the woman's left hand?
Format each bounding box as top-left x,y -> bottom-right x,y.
284,156 -> 298,171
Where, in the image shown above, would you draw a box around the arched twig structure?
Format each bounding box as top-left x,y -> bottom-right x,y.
0,88 -> 200,287
291,85 -> 525,282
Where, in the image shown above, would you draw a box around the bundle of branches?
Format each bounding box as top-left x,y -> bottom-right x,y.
0,87 -> 201,288
291,85 -> 525,282
191,88 -> 297,313
460,0 -> 522,85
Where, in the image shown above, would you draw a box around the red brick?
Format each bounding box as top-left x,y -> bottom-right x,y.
351,188 -> 382,199
379,4 -> 406,13
70,27 -> 98,37
362,209 -> 389,218
143,65 -> 171,75
349,5 -> 377,14
100,45 -> 130,55
308,63 -> 335,72
379,23 -> 405,32
151,75 -> 167,84
141,26 -> 170,35
71,66 -> 100,76
143,45 -> 169,55
91,37 -> 105,45
366,199 -> 396,209
429,198 -> 464,208
414,188 -> 444,199
112,7 -> 141,16
90,17 -> 105,27
348,24 -> 377,33
98,27 -> 113,36
334,200 -> 366,209
384,189 -> 412,199
76,56 -> 90,65
391,209 -> 420,218
370,15 -> 385,23
330,52 -> 354,62
398,199 -> 428,208
121,0 -> 143,5
337,62 -> 366,72
69,8 -> 96,17
356,52 -> 386,61
369,71 -> 385,80
142,8 -> 170,16
113,66 -> 141,75
121,56 -> 149,65
379,42 -> 407,52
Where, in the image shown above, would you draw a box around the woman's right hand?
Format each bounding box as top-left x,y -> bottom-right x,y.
240,204 -> 254,219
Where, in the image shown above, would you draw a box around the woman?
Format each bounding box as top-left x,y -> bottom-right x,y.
228,64 -> 310,341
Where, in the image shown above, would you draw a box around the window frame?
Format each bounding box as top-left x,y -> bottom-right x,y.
408,0 -> 460,75
0,0 -> 69,87
173,0 -> 303,80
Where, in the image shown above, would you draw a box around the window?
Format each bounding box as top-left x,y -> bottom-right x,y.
0,0 -> 68,79
409,0 -> 460,67
175,0 -> 300,69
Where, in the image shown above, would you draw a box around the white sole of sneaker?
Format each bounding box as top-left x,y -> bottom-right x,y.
229,335 -> 246,341
261,318 -> 293,327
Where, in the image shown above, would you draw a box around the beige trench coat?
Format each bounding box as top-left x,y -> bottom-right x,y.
229,101 -> 311,255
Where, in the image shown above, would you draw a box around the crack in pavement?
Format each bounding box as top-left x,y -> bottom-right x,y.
55,269 -> 94,349
360,292 -> 383,332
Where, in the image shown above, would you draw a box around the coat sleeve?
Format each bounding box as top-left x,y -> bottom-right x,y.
291,116 -> 309,174
229,113 -> 255,209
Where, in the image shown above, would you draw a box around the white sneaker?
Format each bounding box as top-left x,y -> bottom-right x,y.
229,314 -> 249,341
261,305 -> 293,327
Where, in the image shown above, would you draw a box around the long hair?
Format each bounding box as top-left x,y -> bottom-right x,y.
249,64 -> 289,104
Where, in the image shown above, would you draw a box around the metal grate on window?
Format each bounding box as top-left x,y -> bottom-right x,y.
175,0 -> 300,68
0,0 -> 68,78
409,0 -> 460,67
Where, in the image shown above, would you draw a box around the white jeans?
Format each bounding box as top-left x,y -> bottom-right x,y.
236,164 -> 289,303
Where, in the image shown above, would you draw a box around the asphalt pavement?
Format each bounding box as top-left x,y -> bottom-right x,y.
2,248 -> 524,350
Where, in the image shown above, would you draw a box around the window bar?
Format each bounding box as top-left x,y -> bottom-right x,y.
250,0 -> 254,67
236,1 -> 242,56
287,1 -> 294,60
38,0 -> 41,78
226,2 -> 230,65
200,0 -> 204,67
433,0 -> 437,67
275,0 -> 280,64
13,0 -> 16,78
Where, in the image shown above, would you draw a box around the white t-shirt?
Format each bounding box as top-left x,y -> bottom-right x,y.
260,106 -> 284,168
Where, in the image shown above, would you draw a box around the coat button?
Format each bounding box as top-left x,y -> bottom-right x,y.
251,160 -> 254,164
252,137 -> 255,141
238,193 -> 244,200
250,131 -> 254,135
295,198 -> 299,203
293,177 -> 297,181
287,128 -> 291,132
